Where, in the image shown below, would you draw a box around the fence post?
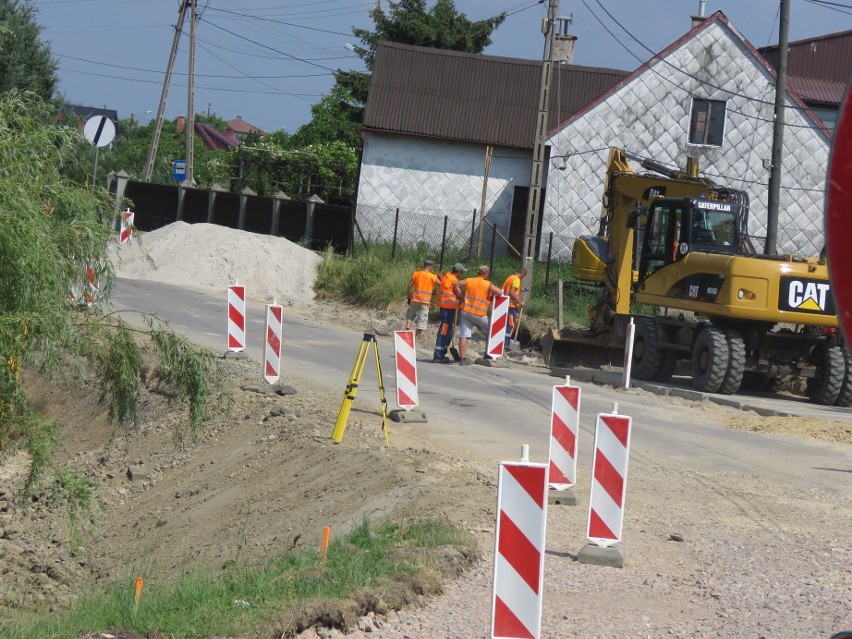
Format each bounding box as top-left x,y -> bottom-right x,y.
391,207 -> 400,259
544,231 -> 554,292
176,183 -> 187,221
271,190 -> 290,236
557,278 -> 564,329
489,221 -> 497,274
305,194 -> 324,249
238,186 -> 255,230
439,215 -> 448,271
468,209 -> 476,260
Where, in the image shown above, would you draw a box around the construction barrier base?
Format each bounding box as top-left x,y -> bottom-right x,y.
577,543 -> 625,568
388,409 -> 428,423
548,488 -> 577,507
223,350 -> 249,360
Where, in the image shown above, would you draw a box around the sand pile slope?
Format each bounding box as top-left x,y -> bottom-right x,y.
110,222 -> 322,303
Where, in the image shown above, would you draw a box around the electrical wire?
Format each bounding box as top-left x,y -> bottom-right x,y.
579,0 -> 828,132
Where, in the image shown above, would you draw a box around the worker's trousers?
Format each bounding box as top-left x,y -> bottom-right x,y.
433,307 -> 456,359
504,307 -> 519,348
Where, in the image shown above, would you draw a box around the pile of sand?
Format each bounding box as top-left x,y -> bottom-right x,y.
109,222 -> 323,303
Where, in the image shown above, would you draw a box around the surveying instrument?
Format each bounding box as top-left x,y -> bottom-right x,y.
331,333 -> 390,446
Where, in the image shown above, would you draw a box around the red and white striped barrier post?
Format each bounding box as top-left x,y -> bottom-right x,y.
264,303 -> 283,384
547,375 -> 580,506
622,318 -> 636,389
579,403 -> 632,567
118,208 -> 134,245
393,330 -> 418,409
491,446 -> 548,639
486,294 -> 510,358
227,283 -> 246,353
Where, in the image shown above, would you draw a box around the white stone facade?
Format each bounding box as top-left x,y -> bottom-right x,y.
543,18 -> 831,261
356,133 -> 530,252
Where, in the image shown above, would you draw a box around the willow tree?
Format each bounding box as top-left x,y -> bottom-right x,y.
0,92 -> 216,488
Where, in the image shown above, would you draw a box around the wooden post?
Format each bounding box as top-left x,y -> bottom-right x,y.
556,278 -> 564,329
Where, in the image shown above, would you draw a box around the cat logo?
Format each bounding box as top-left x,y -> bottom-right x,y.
779,278 -> 834,313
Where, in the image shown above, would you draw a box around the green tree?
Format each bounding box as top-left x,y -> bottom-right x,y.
292,0 -> 505,148
0,92 -> 216,488
0,0 -> 58,100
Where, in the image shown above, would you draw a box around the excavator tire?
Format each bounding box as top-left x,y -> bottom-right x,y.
834,347 -> 852,407
632,318 -> 662,380
807,344 -> 844,405
655,350 -> 679,382
719,330 -> 746,395
691,327 -> 729,393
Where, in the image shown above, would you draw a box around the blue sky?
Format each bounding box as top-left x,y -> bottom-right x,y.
34,0 -> 851,134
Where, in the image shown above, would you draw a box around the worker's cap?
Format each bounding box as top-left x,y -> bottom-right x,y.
452,263 -> 466,272
423,259 -> 434,265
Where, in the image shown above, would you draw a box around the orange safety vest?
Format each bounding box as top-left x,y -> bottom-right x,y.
410,270 -> 438,305
437,272 -> 459,309
462,276 -> 492,317
502,273 -> 521,309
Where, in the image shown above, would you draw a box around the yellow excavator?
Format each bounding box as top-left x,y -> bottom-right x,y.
543,147 -> 850,405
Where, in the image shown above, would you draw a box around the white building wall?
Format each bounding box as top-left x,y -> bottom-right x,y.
357,133 -> 531,251
543,19 -> 831,262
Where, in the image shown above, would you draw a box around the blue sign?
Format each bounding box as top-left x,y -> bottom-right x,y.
173,159 -> 187,181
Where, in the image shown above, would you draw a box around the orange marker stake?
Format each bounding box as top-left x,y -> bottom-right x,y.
321,526 -> 331,557
133,576 -> 143,614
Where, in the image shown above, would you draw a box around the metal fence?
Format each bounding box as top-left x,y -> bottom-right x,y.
354,204 -> 520,266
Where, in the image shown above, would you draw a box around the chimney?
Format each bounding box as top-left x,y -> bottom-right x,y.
176,115 -> 185,132
691,0 -> 707,28
553,34 -> 577,64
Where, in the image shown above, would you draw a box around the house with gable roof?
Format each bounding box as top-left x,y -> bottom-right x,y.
356,41 -> 628,252
543,11 -> 832,261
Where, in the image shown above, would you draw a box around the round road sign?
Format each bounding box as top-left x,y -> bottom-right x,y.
826,82 -> 852,344
83,115 -> 116,148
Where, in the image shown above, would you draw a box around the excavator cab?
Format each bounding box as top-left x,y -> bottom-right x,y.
638,197 -> 741,281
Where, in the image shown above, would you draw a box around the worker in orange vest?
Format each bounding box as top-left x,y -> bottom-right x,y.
453,265 -> 523,365
502,266 -> 527,350
432,263 -> 466,362
405,258 -> 440,336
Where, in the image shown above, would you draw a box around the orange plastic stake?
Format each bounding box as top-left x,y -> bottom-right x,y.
321,526 -> 331,556
133,576 -> 143,614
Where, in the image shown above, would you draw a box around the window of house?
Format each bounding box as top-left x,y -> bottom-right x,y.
688,98 -> 726,147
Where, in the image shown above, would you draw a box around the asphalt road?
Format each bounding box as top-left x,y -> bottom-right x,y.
110,278 -> 852,496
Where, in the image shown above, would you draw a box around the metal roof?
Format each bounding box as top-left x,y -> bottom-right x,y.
759,29 -> 852,87
787,76 -> 848,106
362,42 -> 629,150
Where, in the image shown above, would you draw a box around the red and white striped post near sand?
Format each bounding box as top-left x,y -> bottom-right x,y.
264,303 -> 283,384
227,283 -> 246,352
491,449 -> 548,639
486,294 -> 510,358
393,330 -> 418,408
587,407 -> 633,546
548,376 -> 580,491
118,209 -> 134,245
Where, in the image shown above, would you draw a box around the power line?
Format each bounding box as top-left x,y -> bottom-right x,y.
804,0 -> 852,16
205,5 -> 358,34
579,0 -> 826,132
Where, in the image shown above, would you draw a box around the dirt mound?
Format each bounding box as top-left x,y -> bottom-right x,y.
109,222 -> 322,303
0,358 -> 493,624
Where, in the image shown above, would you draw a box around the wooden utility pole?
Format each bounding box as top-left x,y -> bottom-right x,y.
521,0 -> 559,294
476,145 -> 494,257
143,1 -> 189,183
185,0 -> 198,186
766,0 -> 790,255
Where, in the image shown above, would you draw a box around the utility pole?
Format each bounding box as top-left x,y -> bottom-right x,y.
185,0 -> 198,186
765,0 -> 790,255
521,0 -> 559,296
143,1 -> 189,182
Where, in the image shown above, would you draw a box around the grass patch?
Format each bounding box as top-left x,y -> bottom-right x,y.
317,241 -> 598,328
3,518 -> 474,639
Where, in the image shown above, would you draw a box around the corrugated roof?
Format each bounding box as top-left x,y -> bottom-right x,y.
787,75 -> 847,105
362,42 -> 629,149
196,123 -> 240,150
759,29 -> 852,86
227,117 -> 266,135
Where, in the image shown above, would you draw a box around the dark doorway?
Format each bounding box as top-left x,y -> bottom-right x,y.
508,186 -> 546,258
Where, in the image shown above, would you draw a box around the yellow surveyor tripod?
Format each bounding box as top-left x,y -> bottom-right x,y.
331,333 -> 390,446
